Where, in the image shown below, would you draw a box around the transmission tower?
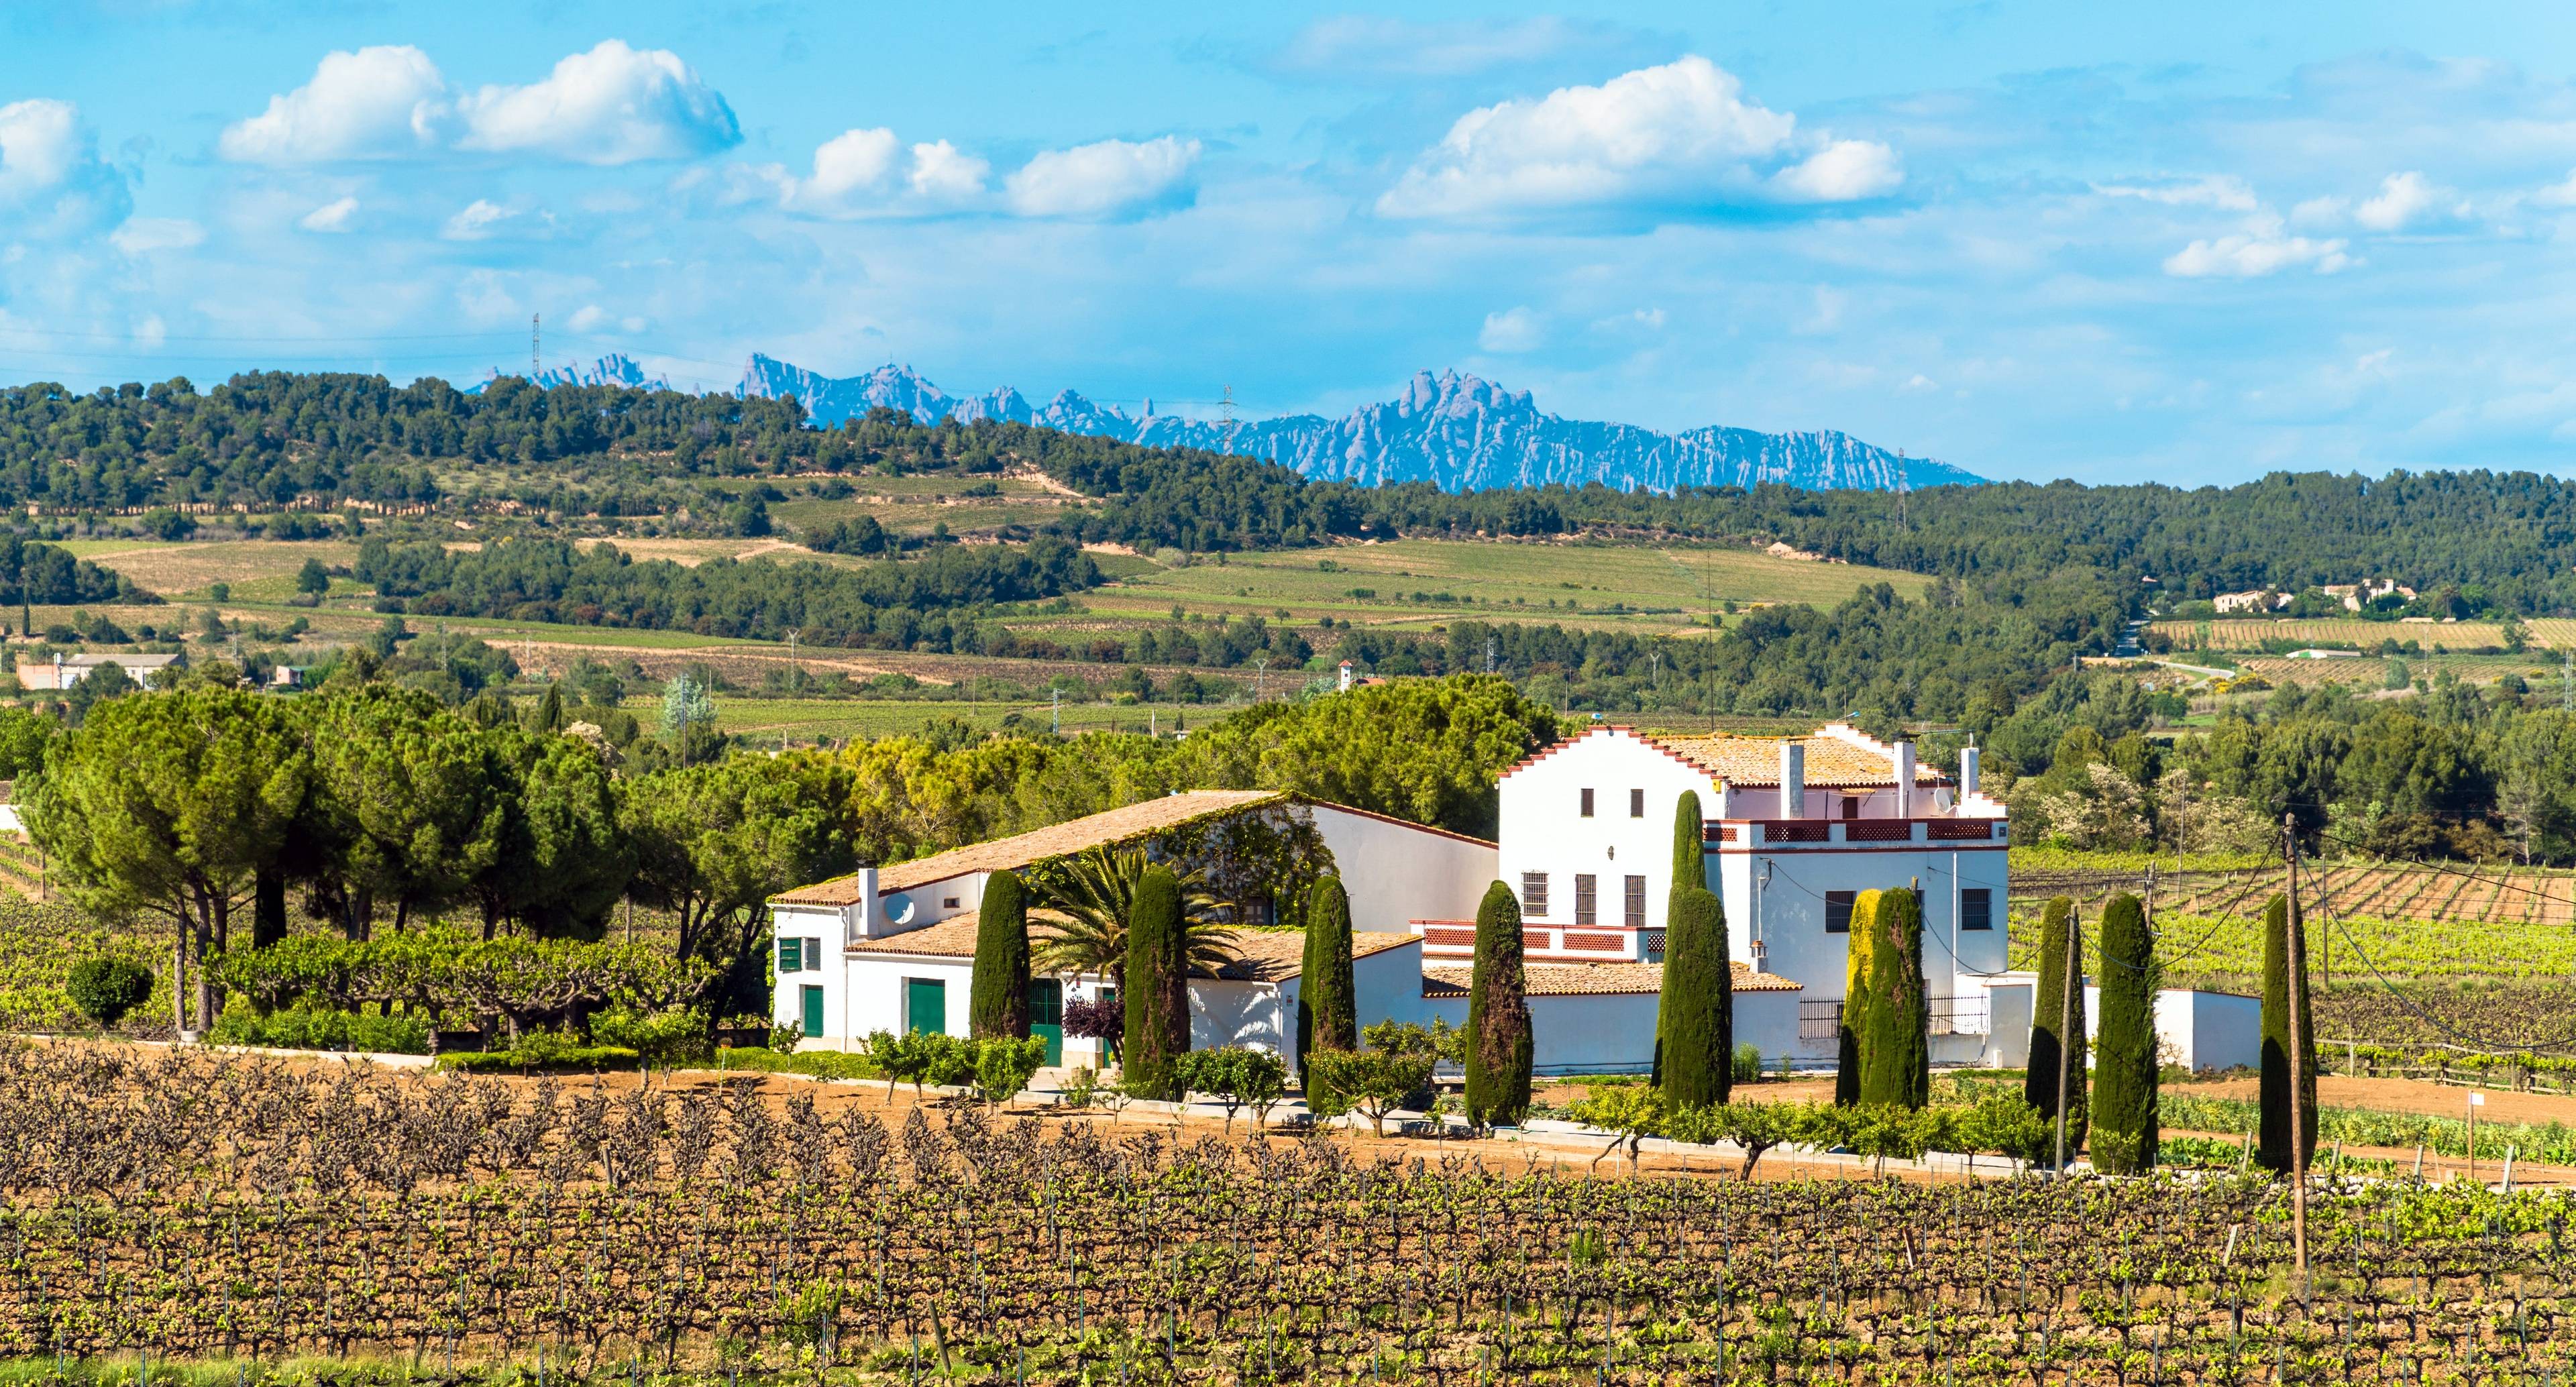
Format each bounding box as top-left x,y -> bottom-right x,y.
1220,384 -> 1236,455
531,314 -> 541,381
1896,448 -> 1909,532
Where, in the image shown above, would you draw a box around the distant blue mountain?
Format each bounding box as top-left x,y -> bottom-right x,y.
489,352 -> 1984,492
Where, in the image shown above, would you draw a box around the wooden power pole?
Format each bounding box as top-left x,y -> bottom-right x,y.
2284,812 -> 2310,1287
2053,912 -> 2080,1176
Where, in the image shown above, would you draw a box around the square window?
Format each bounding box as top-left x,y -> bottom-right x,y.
1580,787 -> 1595,818
1574,874 -> 1597,926
943,896 -> 961,909
1623,875 -> 1646,930
1521,871 -> 1550,918
1825,891 -> 1857,934
1629,788 -> 1644,818
777,936 -> 802,973
1962,889 -> 1994,932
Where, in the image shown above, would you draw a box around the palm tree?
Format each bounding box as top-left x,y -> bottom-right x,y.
1028,846 -> 1240,985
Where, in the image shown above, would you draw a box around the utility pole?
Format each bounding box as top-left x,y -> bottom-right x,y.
531,314 -> 541,381
785,629 -> 800,694
1895,449 -> 1909,532
2284,812 -> 2310,1289
1485,633 -> 1497,673
2052,909 -> 2079,1177
1252,657 -> 1266,702
1220,384 -> 1236,455
1051,687 -> 1060,736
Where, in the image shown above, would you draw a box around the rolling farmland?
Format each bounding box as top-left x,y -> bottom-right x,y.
2150,616 -> 2524,652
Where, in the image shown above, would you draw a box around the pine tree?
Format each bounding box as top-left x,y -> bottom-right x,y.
1857,886 -> 1930,1109
2090,892 -> 2159,1174
969,869 -> 1031,1041
1658,885 -> 1733,1109
2023,895 -> 2090,1158
1120,866 -> 1189,1100
1297,875 -> 1358,1110
1656,790 -> 1705,1083
1464,880 -> 1534,1127
2258,893 -> 2318,1173
1835,894 -> 1878,1107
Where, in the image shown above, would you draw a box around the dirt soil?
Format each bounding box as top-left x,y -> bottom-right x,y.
2171,1073 -> 2576,1127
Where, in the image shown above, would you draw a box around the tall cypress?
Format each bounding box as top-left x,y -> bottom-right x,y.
1656,790 -> 1707,1083
2023,895 -> 2090,1158
1834,895 -> 1879,1107
1120,867 -> 1189,1100
1658,886 -> 1733,1109
1464,880 -> 1534,1127
969,869 -> 1031,1040
2090,892 -> 2159,1174
1297,875 -> 1358,1101
2258,893 -> 2318,1173
1857,886 -> 1930,1109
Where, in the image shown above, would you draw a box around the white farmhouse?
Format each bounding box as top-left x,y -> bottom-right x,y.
1433,723 -> 2015,1064
767,789 -> 1491,1068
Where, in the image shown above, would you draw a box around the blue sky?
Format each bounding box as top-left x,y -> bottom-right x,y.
7,1 -> 2576,484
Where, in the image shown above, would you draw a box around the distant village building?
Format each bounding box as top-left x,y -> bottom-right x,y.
2212,590 -> 2288,614
15,652 -> 183,691
2324,579 -> 2416,611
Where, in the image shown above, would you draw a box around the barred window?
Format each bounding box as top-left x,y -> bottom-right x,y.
1825,891 -> 1857,934
1574,875 -> 1597,926
1521,872 -> 1550,918
1961,889 -> 1994,931
1623,875 -> 1646,930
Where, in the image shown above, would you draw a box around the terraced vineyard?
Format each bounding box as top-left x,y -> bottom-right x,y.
2150,618 -> 2522,653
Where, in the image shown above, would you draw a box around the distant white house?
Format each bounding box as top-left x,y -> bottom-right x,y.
15,651 -> 183,691
2324,579 -> 2416,611
2212,590 -> 2288,614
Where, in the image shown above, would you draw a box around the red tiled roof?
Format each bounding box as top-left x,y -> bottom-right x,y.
1421,960 -> 1801,998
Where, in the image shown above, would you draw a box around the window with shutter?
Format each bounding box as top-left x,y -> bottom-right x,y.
1580,788 -> 1595,818
1629,788 -> 1644,818
1574,875 -> 1597,926
777,936 -> 802,973
1624,875 -> 1646,929
1521,872 -> 1550,917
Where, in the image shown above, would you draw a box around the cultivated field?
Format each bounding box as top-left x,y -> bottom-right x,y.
2151,616 -> 2524,652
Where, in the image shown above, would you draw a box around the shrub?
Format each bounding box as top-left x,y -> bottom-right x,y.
66,957 -> 153,1029
590,1006 -> 714,1065
2024,895 -> 2090,1162
1304,1045 -> 1433,1138
1570,1083 -> 1666,1174
2259,893 -> 2317,1173
1658,885 -> 1733,1110
1176,1046 -> 1289,1133
209,1004 -> 429,1055
1731,1042 -> 1765,1085
969,869 -> 1032,1040
439,1045 -> 640,1073
974,1034 -> 1049,1107
1059,1065 -> 1099,1109
1855,887 -> 1929,1109
1120,867 -> 1189,1101
711,1047 -> 877,1081
1297,875 -> 1357,1109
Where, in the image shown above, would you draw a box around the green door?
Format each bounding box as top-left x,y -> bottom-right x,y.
1028,979 -> 1064,1065
905,977 -> 947,1036
799,984 -> 824,1040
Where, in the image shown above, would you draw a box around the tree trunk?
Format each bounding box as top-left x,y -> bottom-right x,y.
252,871 -> 288,949
170,930 -> 190,1036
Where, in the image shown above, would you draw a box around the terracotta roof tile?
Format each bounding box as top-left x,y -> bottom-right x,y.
773,790 -> 1283,905
1422,960 -> 1803,998
842,916 -> 1414,987
1648,730 -> 1942,788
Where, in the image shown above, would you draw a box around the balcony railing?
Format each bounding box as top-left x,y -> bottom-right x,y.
1929,995 -> 1991,1037
1730,818 -> 2006,848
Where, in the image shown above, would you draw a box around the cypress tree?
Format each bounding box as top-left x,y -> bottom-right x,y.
1834,895 -> 1878,1107
1658,885 -> 1733,1109
1857,886 -> 1930,1109
1120,866 -> 1189,1100
2258,893 -> 2318,1173
1297,875 -> 1358,1108
2090,892 -> 2159,1174
969,869 -> 1031,1041
1656,790 -> 1706,1083
1464,880 -> 1534,1127
2022,895 -> 2090,1158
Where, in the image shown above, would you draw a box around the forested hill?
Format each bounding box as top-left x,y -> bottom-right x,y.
14,371 -> 2576,611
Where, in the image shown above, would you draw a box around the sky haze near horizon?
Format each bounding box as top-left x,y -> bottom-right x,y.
6,1 -> 2576,485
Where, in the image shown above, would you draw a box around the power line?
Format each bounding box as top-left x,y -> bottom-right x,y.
0,327 -> 523,345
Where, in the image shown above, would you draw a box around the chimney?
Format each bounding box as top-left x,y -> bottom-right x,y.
1893,741 -> 1917,818
846,865 -> 880,941
1779,741 -> 1805,818
1338,660 -> 1354,692
1959,745 -> 1982,799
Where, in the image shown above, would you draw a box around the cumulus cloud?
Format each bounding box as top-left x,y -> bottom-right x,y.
0,98 -> 131,233
2534,168 -> 2576,208
777,128 -> 987,215
299,196 -> 358,232
1377,56 -> 1896,217
2354,170 -> 2456,231
441,199 -> 517,240
218,46 -> 447,163
2164,216 -> 2353,278
1477,306 -> 1545,352
1270,16 -> 1657,81
221,41 -> 735,167
1004,135 -> 1199,218
455,40 -> 739,165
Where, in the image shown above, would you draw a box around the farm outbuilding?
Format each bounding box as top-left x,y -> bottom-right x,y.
1417,960 -> 1805,1076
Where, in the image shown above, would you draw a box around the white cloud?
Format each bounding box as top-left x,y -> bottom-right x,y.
2536,168 -> 2576,209
2164,217 -> 2354,278
441,199 -> 516,240
2094,176 -> 2259,212
218,46 -> 447,163
109,217 -> 205,255
0,98 -> 129,233
1377,56 -> 1894,217
298,196 -> 358,232
454,40 -> 739,166
777,129 -> 987,216
1478,305 -> 1545,352
1591,307 -> 1666,334
1772,139 -> 1902,202
1004,135 -> 1199,218
2354,170 -> 2453,231
1271,16 -> 1650,80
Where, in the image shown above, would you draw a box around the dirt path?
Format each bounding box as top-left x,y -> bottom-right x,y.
2173,1073 -> 2576,1127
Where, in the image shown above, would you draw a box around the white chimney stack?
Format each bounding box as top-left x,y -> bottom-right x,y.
1893,741 -> 1917,818
1779,741 -> 1805,818
1959,745 -> 1981,799
847,865 -> 879,941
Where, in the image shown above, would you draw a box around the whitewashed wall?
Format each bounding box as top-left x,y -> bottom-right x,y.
1309,807 -> 1495,932
1498,730 -> 1721,937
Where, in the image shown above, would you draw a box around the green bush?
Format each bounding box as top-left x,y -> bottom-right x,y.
1731,1043 -> 1765,1084
438,1045 -> 639,1073
66,957 -> 152,1028
209,1004 -> 429,1054
589,1006 -> 714,1065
